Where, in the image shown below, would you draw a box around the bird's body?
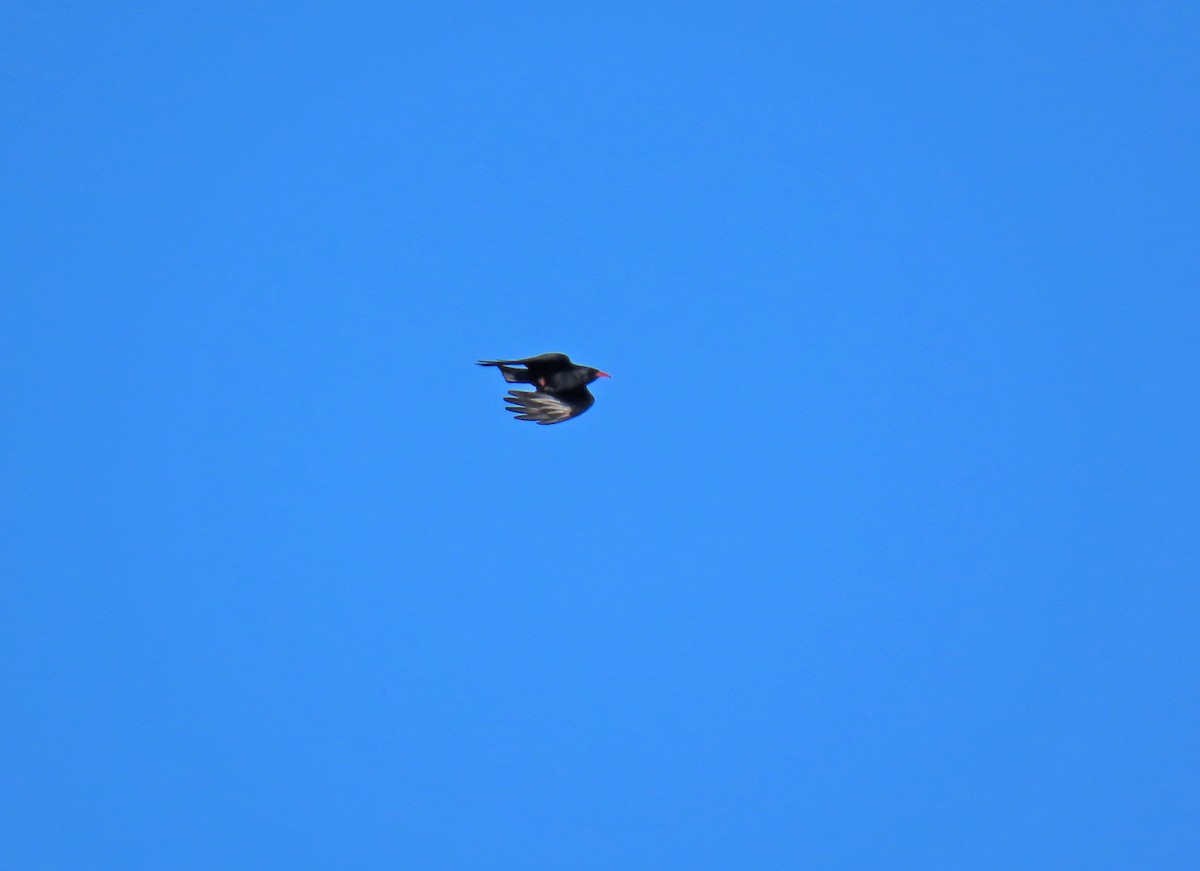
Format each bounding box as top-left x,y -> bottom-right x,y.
478,353 -> 609,424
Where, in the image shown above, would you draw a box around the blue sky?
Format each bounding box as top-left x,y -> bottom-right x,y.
3,1 -> 1198,867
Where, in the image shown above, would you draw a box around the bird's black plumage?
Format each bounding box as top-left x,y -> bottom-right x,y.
478,353 -> 610,424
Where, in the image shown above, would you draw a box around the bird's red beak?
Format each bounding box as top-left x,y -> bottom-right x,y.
597,371 -> 611,378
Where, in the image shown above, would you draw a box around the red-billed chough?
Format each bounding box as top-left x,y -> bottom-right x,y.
478,353 -> 610,424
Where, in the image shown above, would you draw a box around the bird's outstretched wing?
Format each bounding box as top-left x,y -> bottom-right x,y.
478,353 -> 572,373
504,387 -> 594,425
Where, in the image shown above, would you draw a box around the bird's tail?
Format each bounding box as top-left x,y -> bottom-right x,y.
477,360 -> 535,384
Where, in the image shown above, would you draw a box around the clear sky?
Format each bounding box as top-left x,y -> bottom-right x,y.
3,1 -> 1197,868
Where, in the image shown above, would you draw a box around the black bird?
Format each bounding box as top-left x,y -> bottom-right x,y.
478,353 -> 610,424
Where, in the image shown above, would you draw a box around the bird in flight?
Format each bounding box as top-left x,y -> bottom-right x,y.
478,353 -> 610,424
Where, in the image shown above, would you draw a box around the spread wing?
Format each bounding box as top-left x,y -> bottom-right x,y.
478,353 -> 573,373
504,387 -> 594,425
